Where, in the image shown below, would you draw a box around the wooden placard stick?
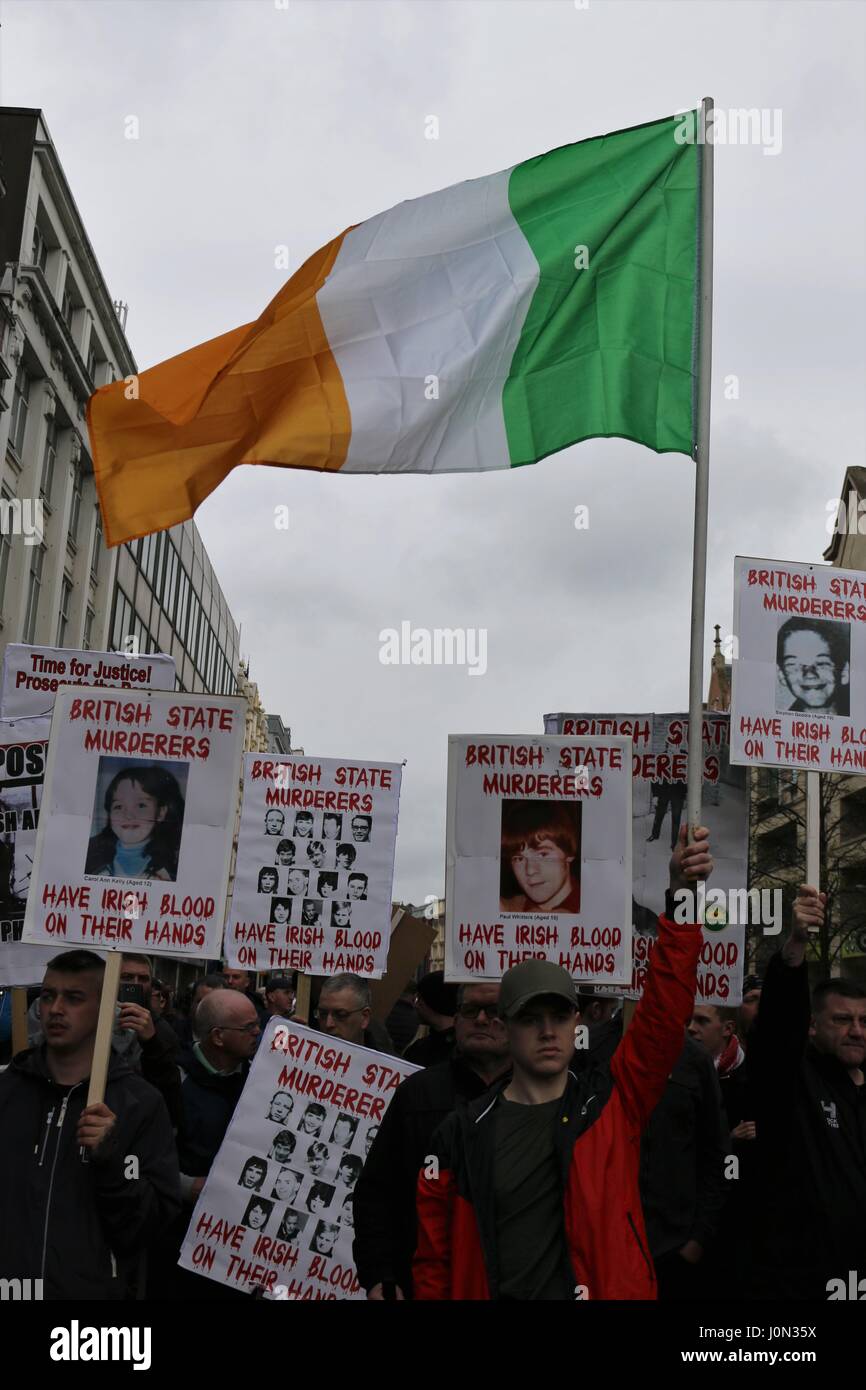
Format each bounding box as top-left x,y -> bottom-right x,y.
11,988 -> 29,1055
295,972 -> 312,1026
87,952 -> 122,1106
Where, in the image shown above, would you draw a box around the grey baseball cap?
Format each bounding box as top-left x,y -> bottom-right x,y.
498,960 -> 578,1019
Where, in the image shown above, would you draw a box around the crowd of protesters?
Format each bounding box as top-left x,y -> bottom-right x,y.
0,825 -> 863,1302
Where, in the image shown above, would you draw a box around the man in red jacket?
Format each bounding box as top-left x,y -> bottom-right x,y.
413,826 -> 712,1301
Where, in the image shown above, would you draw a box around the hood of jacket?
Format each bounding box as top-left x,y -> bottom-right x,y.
11,1040 -> 137,1086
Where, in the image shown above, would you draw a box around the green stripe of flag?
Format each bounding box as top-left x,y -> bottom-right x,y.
503,111 -> 700,466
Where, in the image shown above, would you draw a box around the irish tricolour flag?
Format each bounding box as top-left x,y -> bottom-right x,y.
89,111 -> 701,546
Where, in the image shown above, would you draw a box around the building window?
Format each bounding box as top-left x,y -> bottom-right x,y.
91,510 -> 102,582
755,768 -> 779,809
40,417 -> 57,502
31,222 -> 48,272
186,592 -> 201,664
56,576 -> 73,646
175,567 -> 190,647
61,281 -> 75,332
840,788 -> 866,845
111,587 -> 134,654
68,463 -> 83,544
755,822 -> 798,875
83,605 -> 95,650
86,340 -> 99,383
23,545 -> 45,643
0,490 -> 14,609
9,364 -> 31,456
163,541 -> 179,625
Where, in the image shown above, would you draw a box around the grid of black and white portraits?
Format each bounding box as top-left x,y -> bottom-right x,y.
256,807 -> 373,929
234,1088 -> 379,1255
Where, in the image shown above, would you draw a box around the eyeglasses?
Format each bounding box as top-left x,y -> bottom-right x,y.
216,1022 -> 260,1035
457,1003 -> 502,1021
314,1006 -> 365,1023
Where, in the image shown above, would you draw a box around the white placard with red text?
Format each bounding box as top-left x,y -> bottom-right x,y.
224,754 -> 402,978
444,734 -> 632,986
0,644 -> 175,719
21,688 -> 245,958
178,1018 -> 419,1299
731,555 -> 866,774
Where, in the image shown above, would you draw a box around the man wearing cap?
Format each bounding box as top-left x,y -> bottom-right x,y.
403,971 -> 459,1067
263,974 -> 296,1021
413,826 -> 713,1301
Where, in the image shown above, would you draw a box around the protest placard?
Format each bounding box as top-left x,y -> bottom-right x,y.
0,715 -> 56,985
544,713 -> 748,1005
21,689 -> 245,959
444,734 -> 632,985
178,1017 -> 420,1299
0,644 -> 175,718
224,754 -> 402,978
731,556 -> 866,775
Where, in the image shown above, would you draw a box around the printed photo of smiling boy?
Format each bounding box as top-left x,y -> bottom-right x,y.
499,800 -> 582,914
775,615 -> 851,717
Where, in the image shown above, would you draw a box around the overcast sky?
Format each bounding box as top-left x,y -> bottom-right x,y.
2,0 -> 864,903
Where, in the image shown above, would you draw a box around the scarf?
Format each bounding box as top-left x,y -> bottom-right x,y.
716,1032 -> 745,1077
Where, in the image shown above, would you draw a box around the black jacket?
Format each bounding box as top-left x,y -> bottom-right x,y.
115,1015 -> 182,1132
353,1054 -> 498,1295
748,950 -> 866,1299
177,1045 -> 250,1178
717,1056 -> 752,1132
403,1027 -> 456,1068
576,1019 -> 728,1258
0,1045 -> 180,1299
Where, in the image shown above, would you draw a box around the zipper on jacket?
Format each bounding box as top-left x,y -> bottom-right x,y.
39,1084 -> 82,1283
626,1211 -> 654,1281
36,1106 -> 56,1166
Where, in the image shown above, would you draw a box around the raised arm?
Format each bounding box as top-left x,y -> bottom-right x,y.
748,884 -> 817,1091
611,827 -> 710,1132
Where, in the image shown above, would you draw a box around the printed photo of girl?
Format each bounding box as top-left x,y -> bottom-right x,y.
85,759 -> 187,881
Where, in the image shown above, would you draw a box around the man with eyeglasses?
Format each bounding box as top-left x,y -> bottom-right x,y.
413,828 -> 713,1301
313,972 -> 396,1055
354,981 -> 510,1300
776,616 -> 850,717
152,989 -> 262,1299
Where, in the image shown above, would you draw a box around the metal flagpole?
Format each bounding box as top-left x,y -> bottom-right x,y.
686,97 -> 715,836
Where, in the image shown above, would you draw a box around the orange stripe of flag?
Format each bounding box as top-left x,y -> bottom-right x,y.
88,229 -> 353,547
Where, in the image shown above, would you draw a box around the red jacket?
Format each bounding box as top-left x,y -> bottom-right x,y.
413,915 -> 701,1300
